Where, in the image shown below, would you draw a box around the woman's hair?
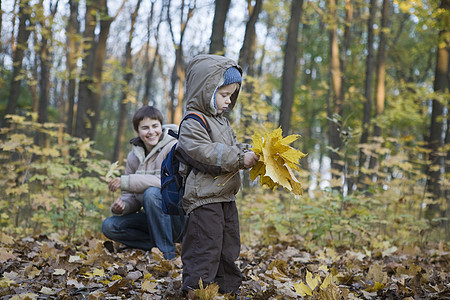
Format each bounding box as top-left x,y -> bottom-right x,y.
132,106 -> 164,132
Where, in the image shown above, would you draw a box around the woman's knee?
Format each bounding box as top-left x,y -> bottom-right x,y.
143,187 -> 162,207
102,217 -> 114,237
144,187 -> 161,198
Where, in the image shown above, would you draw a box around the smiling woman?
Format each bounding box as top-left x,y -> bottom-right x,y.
102,105 -> 184,260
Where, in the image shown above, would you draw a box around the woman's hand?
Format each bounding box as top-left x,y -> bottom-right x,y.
243,151 -> 259,169
108,177 -> 121,192
111,197 -> 126,214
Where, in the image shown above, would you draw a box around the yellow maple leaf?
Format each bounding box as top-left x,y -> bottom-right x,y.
294,282 -> 313,296
0,233 -> 14,245
306,270 -> 320,291
92,268 -> 105,277
111,275 -> 122,281
195,278 -> 220,299
320,273 -> 332,290
250,127 -> 306,195
365,281 -> 385,292
249,161 -> 265,181
141,280 -> 158,293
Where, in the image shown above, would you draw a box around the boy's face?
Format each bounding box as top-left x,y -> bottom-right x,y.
137,117 -> 162,151
215,83 -> 238,114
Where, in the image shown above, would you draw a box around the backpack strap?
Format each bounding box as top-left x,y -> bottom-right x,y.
182,112 -> 208,131
168,112 -> 209,140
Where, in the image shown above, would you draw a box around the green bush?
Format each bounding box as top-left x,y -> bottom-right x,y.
0,114 -> 116,240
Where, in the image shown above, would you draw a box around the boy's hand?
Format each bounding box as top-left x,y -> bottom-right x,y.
243,151 -> 259,169
108,177 -> 121,192
111,197 -> 126,214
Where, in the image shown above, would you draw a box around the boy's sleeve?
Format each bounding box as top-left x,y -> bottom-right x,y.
177,118 -> 244,176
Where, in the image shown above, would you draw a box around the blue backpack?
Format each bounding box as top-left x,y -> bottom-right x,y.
161,113 -> 208,215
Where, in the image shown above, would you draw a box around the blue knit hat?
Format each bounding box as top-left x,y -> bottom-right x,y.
211,66 -> 242,114
220,67 -> 242,88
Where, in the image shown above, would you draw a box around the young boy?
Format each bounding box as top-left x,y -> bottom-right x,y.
102,106 -> 184,259
176,54 -> 259,295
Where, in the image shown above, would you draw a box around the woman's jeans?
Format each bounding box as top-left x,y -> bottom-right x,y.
102,187 -> 184,259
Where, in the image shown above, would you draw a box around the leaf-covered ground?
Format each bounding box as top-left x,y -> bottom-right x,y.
0,234 -> 449,299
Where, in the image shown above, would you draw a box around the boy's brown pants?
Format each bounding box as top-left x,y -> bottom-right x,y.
181,201 -> 242,294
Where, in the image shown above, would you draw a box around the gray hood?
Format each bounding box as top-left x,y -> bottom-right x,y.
185,54 -> 243,116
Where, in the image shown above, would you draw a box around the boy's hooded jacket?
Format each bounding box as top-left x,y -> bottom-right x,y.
113,124 -> 177,216
177,54 -> 249,214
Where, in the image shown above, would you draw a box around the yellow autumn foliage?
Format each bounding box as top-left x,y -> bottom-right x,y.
250,127 -> 306,195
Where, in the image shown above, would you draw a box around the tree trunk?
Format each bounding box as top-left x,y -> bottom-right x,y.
0,1 -> 2,42
446,95 -> 450,240
341,0 -> 353,193
279,0 -> 303,135
238,0 -> 263,77
36,30 -> 50,145
142,1 -> 159,106
357,0 -> 376,187
237,0 -> 263,189
369,0 -> 389,170
209,0 -> 231,55
10,0 -> 18,52
1,0 -> 31,127
30,33 -> 39,113
75,0 -> 123,140
113,0 -> 142,163
66,0 -> 80,136
175,51 -> 185,123
426,0 -> 449,220
168,46 -> 186,124
86,0 -> 112,141
257,14 -> 273,77
167,0 -> 195,124
327,0 -> 343,177
55,69 -> 66,145
36,0 -> 59,146
74,2 -> 97,139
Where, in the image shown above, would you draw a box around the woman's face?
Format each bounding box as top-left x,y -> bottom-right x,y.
137,117 -> 162,151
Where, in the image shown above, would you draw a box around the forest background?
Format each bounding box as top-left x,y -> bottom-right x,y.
1,0 -> 449,249
0,0 -> 449,297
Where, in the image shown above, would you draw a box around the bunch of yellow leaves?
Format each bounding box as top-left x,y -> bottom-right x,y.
250,127 -> 306,195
